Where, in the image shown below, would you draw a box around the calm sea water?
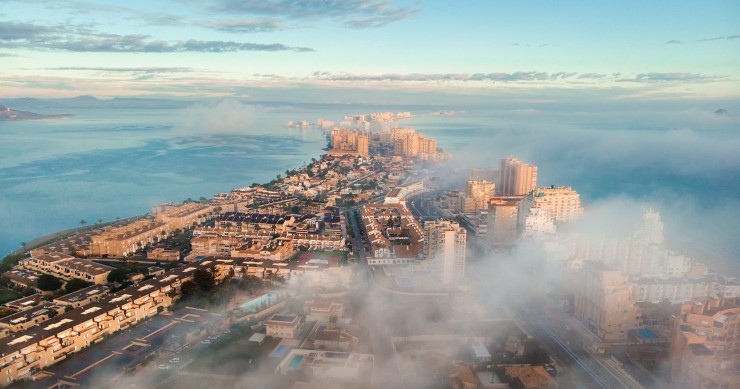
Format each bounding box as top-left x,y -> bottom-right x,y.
1,104 -> 738,266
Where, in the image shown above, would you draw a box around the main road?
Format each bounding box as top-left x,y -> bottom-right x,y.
516,306 -> 638,389
345,209 -> 405,389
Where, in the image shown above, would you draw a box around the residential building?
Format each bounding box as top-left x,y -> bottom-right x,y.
154,202 -> 214,230
89,219 -> 169,257
360,203 -> 423,264
518,186 -> 583,224
504,365 -> 559,389
304,300 -> 345,319
423,220 -> 467,284
499,157 -> 537,196
21,252 -> 112,284
391,128 -> 440,160
487,196 -> 522,247
669,297 -> 739,389
266,313 -> 305,339
574,262 -> 639,342
275,349 -> 374,383
463,180 -> 494,214
148,247 -> 179,261
329,129 -> 369,157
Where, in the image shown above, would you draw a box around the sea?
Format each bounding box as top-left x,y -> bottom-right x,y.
1,101 -> 738,271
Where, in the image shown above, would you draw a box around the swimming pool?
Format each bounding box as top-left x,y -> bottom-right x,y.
288,355 -> 304,369
638,328 -> 659,340
239,293 -> 276,312
270,344 -> 291,358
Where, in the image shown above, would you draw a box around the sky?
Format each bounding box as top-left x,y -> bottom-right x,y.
0,0 -> 739,101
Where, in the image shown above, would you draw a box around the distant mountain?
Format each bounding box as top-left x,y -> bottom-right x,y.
0,105 -> 73,121
1,96 -> 192,109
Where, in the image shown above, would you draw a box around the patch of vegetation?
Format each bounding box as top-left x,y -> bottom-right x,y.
0,288 -> 22,305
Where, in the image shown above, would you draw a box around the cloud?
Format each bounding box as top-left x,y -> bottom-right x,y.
0,20 -> 313,52
207,0 -> 419,28
0,52 -> 16,57
47,67 -> 193,73
577,73 -> 607,79
306,71 -> 722,84
207,18 -> 285,33
697,34 -> 740,42
665,39 -> 682,44
626,72 -> 723,83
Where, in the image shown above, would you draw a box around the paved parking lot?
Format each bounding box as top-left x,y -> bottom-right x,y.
18,309 -> 213,389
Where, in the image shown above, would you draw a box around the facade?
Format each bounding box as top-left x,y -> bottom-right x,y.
154,203 -> 214,230
148,247 -> 180,261
669,297 -> 739,389
573,262 -> 640,342
329,128 -> 369,157
463,180 -> 494,214
89,219 -> 169,257
499,157 -> 537,196
390,128 -> 439,160
266,313 -> 305,339
423,220 -> 467,284
21,253 -> 112,284
518,186 -> 583,224
304,300 -> 345,319
487,197 -> 521,247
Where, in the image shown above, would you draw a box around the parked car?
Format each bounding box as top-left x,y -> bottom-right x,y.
200,339 -> 211,345
157,364 -> 170,370
168,358 -> 180,364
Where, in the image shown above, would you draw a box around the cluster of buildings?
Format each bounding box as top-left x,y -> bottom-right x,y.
390,127 -> 440,161
0,254 -> 355,385
442,157 -> 583,248
189,206 -> 345,261
19,252 -> 112,284
329,128 -> 369,157
360,203 -> 424,265
328,126 -> 448,162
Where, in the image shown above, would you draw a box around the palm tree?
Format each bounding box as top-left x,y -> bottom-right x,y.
19,242 -> 27,252
79,219 -> 87,227
97,218 -> 103,225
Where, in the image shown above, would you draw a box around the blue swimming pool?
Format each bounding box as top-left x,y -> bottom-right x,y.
239,293 -> 276,312
288,355 -> 304,369
270,344 -> 291,358
638,328 -> 659,339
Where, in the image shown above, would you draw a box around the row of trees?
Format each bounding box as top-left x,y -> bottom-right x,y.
36,274 -> 93,294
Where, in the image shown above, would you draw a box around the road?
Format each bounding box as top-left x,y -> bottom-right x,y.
516,307 -> 636,389
345,209 -> 405,389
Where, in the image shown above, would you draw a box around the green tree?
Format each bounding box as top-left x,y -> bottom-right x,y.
193,269 -> 215,292
79,219 -> 87,227
180,280 -> 198,297
37,274 -> 63,291
0,254 -> 23,272
107,268 -> 129,283
64,278 -> 93,294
